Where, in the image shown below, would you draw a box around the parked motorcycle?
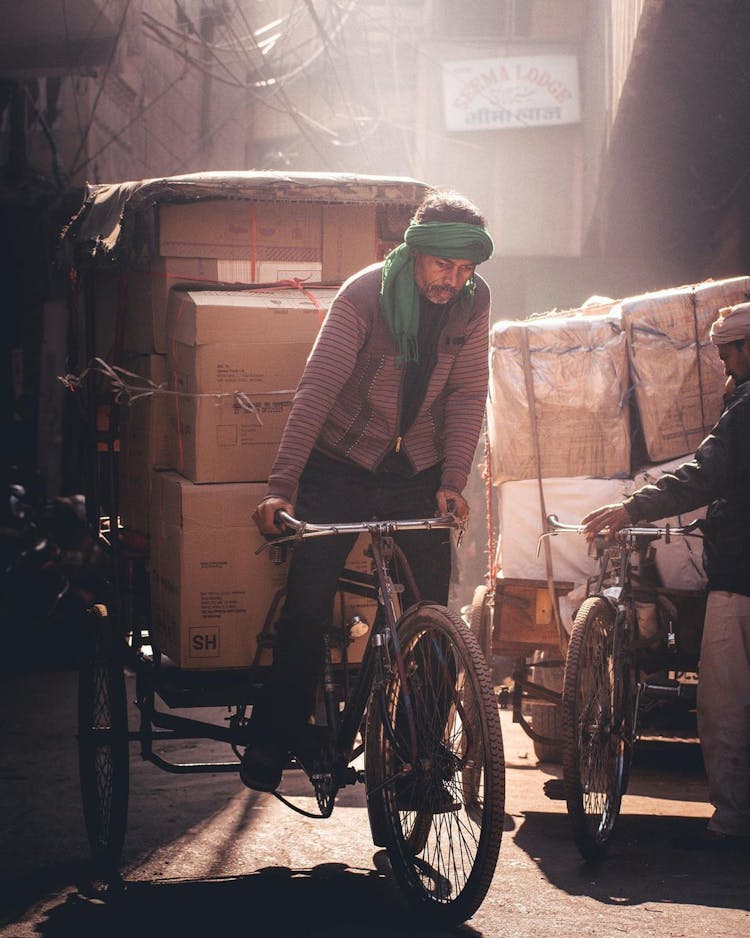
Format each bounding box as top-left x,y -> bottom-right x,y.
0,482 -> 106,669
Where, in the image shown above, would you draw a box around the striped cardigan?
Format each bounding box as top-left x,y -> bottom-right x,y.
266,262 -> 491,503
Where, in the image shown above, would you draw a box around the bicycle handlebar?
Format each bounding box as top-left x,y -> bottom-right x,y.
274,509 -> 460,538
544,513 -> 703,539
536,513 -> 702,559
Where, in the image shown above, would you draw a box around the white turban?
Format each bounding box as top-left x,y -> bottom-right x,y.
710,302 -> 750,345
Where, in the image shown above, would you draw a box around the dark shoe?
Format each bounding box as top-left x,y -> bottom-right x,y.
395,774 -> 461,813
290,724 -> 331,769
239,739 -> 286,792
672,828 -> 750,853
543,778 -> 566,801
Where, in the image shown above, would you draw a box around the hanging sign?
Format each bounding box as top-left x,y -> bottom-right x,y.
442,54 -> 581,131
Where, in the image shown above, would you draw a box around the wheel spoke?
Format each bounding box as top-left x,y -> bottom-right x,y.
562,596 -> 631,861
365,605 -> 504,925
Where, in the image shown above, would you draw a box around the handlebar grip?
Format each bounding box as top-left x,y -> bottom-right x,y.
273,509 -> 298,530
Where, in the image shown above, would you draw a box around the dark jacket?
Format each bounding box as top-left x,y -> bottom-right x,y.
267,263 -> 491,503
624,380 -> 750,596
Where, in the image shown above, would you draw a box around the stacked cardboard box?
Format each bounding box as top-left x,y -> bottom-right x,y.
486,278 -> 748,618
118,353 -> 170,534
124,199 -> 381,354
487,308 -> 630,483
620,276 -> 750,461
125,202 -> 393,668
144,284 -> 338,667
165,286 -> 337,483
67,177 -> 428,670
149,472 -> 377,670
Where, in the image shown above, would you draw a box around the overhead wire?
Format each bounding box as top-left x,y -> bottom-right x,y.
141,2 -> 335,171
301,0 -> 378,161
59,0 -> 122,145
65,0 -> 476,180
227,0 -> 336,166
142,4 -> 340,139
69,60 -> 192,178
67,0 -> 133,179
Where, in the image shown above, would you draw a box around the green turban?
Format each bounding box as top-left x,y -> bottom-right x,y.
380,221 -> 494,362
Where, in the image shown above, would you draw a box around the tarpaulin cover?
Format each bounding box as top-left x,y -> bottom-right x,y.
61,171 -> 432,267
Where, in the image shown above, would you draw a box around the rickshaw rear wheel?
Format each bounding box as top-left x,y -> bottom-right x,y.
469,584 -> 494,663
78,603 -> 129,885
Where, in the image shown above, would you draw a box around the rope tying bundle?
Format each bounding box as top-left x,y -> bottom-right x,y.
58,357 -> 297,426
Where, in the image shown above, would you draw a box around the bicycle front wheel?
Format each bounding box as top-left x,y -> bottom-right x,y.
365,603 -> 504,926
562,596 -> 629,862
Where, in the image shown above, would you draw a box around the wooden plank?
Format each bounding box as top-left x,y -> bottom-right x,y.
491,578 -> 574,655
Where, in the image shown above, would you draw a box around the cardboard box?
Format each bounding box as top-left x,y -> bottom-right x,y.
126,258 -> 326,354
149,472 -> 379,669
621,276 -> 750,461
487,310 -> 630,482
126,258 -> 234,354
159,200 -> 323,261
166,287 -> 337,483
321,203 -> 378,283
149,472 -> 289,669
127,200 -> 385,353
119,353 -> 170,535
125,257 -> 325,354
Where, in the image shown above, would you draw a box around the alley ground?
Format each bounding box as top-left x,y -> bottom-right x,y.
1,663 -> 749,938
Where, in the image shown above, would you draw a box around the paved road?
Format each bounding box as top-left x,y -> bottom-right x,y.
1,666 -> 749,937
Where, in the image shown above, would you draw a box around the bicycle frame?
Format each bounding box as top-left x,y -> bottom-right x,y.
543,513 -> 703,739
259,512 -> 461,785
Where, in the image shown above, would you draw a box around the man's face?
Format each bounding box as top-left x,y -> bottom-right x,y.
413,251 -> 476,305
717,338 -> 750,384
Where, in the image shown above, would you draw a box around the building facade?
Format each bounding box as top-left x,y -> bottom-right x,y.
2,0 -> 750,493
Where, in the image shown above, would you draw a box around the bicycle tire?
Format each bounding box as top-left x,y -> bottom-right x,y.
468,584 -> 493,663
78,604 -> 129,883
525,701 -> 563,764
562,595 -> 629,862
364,603 -> 504,925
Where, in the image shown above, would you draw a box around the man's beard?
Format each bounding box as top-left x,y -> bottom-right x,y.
425,283 -> 458,304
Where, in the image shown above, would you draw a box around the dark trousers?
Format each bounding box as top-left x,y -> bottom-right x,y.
252,450 -> 452,744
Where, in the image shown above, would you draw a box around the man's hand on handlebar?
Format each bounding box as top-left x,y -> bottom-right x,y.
580,502 -> 631,541
436,488 -> 469,522
252,496 -> 294,535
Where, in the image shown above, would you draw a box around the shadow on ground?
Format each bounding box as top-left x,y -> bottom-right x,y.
35,858 -> 483,938
513,811 -> 750,913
